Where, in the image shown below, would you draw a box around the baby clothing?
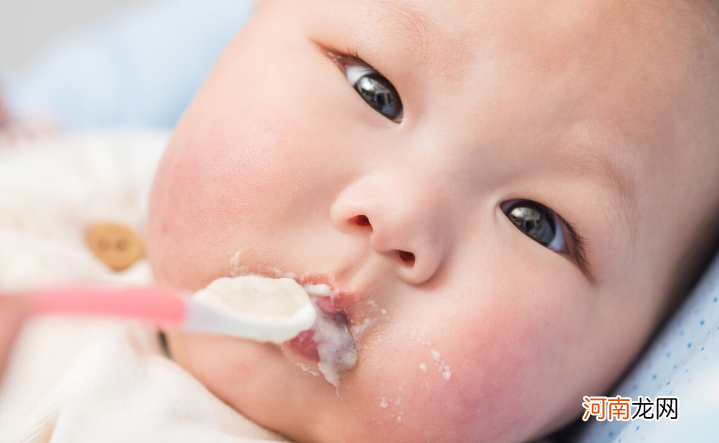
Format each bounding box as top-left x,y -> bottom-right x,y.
0,319 -> 287,443
0,133 -> 287,443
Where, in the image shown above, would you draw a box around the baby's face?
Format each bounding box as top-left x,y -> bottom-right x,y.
147,0 -> 718,442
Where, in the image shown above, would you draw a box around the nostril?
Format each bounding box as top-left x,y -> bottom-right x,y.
398,250 -> 415,266
354,215 -> 371,228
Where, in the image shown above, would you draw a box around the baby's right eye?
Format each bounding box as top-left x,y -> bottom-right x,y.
344,64 -> 403,122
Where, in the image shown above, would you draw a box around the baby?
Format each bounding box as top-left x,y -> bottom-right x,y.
3,0 -> 719,442
145,0 -> 719,441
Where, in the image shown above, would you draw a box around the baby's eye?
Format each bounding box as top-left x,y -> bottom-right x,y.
345,64 -> 403,122
501,200 -> 567,253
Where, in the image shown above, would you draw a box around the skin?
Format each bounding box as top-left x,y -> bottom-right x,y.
147,0 -> 719,442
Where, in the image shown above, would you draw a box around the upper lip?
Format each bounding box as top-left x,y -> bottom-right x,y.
298,274 -> 358,320
232,268 -> 368,337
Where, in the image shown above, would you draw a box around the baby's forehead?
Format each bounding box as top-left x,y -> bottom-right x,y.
331,0 -> 712,154
318,2 -> 698,148
318,0 -> 704,113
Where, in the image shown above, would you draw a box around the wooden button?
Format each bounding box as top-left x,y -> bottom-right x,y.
86,222 -> 144,271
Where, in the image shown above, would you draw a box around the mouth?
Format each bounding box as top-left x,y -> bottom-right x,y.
225,265 -> 372,387
281,277 -> 358,387
284,329 -> 321,361
283,297 -> 350,363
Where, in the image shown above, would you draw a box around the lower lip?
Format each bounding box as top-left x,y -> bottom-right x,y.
314,295 -> 341,316
284,329 -> 320,361
283,285 -> 348,362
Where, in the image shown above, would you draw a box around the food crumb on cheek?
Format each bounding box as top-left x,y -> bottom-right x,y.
421,344 -> 453,383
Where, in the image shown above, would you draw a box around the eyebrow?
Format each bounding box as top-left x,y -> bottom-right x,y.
568,149 -> 638,234
373,1 -> 451,66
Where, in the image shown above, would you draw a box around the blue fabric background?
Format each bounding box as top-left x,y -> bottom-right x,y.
576,253 -> 719,443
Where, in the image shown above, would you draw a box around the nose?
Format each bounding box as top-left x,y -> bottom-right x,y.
330,172 -> 450,285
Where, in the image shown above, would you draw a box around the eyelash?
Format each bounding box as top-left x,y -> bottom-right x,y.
326,48 -> 404,120
326,48 -> 369,75
555,211 -> 589,271
503,199 -> 589,272
340,47 -> 367,67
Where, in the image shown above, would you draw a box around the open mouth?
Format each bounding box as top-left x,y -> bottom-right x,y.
282,281 -> 358,387
224,265 -> 364,387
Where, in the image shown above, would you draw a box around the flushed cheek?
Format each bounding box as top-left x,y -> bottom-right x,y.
346,324 -> 555,442
451,293 -> 598,437
372,279 -> 597,441
175,104 -> 308,215
148,107 -> 312,286
343,338 -> 472,440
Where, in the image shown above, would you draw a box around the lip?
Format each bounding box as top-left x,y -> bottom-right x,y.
300,274 -> 358,311
282,275 -> 355,362
314,296 -> 340,316
284,329 -> 320,361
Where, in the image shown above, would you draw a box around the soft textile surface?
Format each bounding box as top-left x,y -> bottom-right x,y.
0,133 -> 287,443
0,131 -> 164,292
575,253 -> 719,443
0,318 -> 287,443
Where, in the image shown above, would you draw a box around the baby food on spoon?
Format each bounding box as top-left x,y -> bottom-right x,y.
193,276 -> 357,386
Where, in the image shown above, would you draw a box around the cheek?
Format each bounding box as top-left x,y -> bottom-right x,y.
455,281 -> 600,438
170,108 -> 303,214
148,116 -> 288,286
147,71 -> 328,288
443,273 -> 643,439
146,28 -> 358,289
352,256 -> 615,442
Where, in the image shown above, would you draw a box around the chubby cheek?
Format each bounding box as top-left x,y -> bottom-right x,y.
147,86 -> 327,290
449,299 -> 583,438
150,122 -> 281,287
351,268 -> 608,442
147,21 -> 347,289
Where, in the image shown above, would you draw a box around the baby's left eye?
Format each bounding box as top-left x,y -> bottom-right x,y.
501,200 -> 567,253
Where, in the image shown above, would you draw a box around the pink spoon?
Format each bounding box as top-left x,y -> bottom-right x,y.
26,283 -> 316,343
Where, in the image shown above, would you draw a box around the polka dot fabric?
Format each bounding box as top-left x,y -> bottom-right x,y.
575,253 -> 719,443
